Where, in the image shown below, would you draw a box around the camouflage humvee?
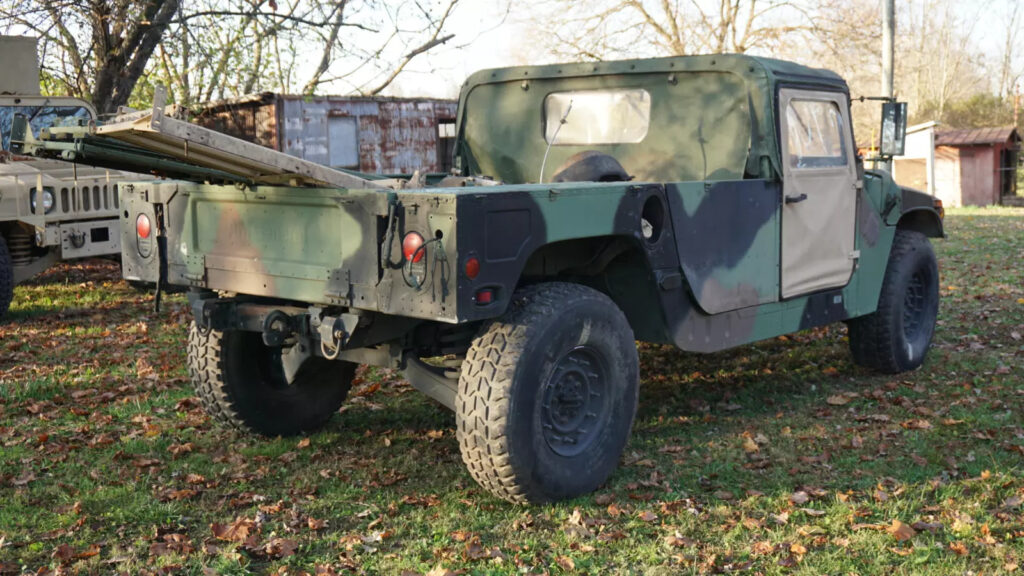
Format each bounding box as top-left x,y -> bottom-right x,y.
38,54 -> 943,503
0,36 -> 148,318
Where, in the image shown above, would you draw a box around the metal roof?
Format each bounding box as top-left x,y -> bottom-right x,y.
935,126 -> 1020,147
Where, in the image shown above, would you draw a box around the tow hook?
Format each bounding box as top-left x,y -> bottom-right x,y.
310,308 -> 360,360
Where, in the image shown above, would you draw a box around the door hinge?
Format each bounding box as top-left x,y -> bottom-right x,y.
184,253 -> 206,282
324,268 -> 351,304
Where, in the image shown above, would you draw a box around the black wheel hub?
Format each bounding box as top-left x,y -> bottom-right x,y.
902,270 -> 927,341
541,346 -> 608,457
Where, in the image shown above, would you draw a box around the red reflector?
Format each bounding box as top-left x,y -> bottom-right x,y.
464,257 -> 480,279
402,232 -> 424,262
475,288 -> 494,304
136,213 -> 152,239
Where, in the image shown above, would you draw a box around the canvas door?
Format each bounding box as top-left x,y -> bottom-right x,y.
779,89 -> 857,298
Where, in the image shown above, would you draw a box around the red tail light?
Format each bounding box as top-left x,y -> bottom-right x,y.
464,257 -> 480,279
475,288 -> 494,304
402,232 -> 425,263
136,214 -> 152,239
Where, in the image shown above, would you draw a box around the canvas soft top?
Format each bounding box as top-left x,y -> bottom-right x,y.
454,54 -> 849,184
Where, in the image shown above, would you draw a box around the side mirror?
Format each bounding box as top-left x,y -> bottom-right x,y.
879,101 -> 907,157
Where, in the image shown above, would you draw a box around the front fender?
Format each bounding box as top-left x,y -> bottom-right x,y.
899,187 -> 944,238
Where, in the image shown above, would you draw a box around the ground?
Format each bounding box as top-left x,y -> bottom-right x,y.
0,207 -> 1022,576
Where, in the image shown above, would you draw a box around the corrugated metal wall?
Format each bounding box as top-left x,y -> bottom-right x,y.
195,95 -> 458,174
195,95 -> 279,150
278,97 -> 457,173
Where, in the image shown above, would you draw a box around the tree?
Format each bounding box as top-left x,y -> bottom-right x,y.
525,0 -> 812,61
0,0 -> 461,113
1,0 -> 180,114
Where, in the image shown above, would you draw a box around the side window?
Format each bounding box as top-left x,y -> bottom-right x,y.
785,99 -> 847,169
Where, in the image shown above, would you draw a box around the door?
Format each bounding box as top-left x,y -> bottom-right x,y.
779,89 -> 857,298
328,116 -> 359,169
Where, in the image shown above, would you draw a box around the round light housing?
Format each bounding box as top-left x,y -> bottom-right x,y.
30,188 -> 55,214
402,232 -> 424,263
136,213 -> 152,239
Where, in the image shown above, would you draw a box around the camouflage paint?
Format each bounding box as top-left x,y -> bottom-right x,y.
117,54 -> 941,357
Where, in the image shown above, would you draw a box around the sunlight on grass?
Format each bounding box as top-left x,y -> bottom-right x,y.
1,209 -> 1022,574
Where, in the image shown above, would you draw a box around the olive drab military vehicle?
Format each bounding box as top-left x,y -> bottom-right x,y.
24,55 -> 943,504
0,36 -> 148,318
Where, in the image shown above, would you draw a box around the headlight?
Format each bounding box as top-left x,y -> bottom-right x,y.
30,188 -> 55,215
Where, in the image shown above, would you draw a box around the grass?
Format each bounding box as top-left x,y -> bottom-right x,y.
1,207 -> 1023,575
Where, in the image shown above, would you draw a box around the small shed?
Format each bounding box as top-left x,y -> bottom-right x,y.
893,124 -> 1021,207
193,93 -> 459,175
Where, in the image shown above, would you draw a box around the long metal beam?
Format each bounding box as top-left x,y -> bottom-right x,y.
94,87 -> 386,189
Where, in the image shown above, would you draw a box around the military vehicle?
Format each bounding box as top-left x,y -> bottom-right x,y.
22,55 -> 943,504
0,36 -> 147,318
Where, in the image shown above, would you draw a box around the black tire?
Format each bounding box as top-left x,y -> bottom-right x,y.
0,236 -> 13,319
187,322 -> 354,436
847,229 -> 939,373
456,282 -> 639,504
551,151 -> 630,183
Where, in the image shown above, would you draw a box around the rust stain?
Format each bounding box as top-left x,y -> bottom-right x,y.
194,94 -> 457,174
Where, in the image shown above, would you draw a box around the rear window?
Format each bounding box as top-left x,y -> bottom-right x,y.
785,99 -> 847,169
544,88 -> 651,145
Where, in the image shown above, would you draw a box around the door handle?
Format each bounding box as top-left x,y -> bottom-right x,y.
785,193 -> 808,204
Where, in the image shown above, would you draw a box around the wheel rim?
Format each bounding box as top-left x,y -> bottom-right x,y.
541,346 -> 609,457
902,270 -> 927,341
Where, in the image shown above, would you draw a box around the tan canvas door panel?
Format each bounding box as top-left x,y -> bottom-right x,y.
779,89 -> 857,299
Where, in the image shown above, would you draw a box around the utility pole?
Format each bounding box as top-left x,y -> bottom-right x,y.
881,0 -> 895,172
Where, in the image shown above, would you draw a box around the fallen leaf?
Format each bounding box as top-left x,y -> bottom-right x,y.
826,394 -> 851,406
256,537 -> 298,559
297,438 -> 311,449
665,534 -> 695,547
637,510 -> 658,523
798,525 -> 827,536
852,523 -> 886,531
789,491 -> 810,505
900,419 -> 932,430
742,436 -> 760,453
555,556 -> 575,571
949,541 -> 969,556
167,443 -> 193,458
888,520 -> 917,542
742,517 -> 764,530
211,517 -> 255,542
75,543 -> 101,559
1001,495 -> 1023,509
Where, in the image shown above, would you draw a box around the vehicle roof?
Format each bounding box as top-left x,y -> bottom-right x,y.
455,54 -> 849,183
461,53 -> 847,93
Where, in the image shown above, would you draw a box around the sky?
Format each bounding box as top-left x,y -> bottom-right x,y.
375,0 -> 1022,100
380,0 -> 528,98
